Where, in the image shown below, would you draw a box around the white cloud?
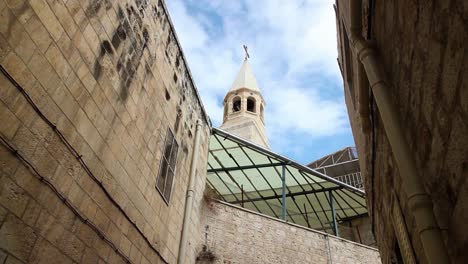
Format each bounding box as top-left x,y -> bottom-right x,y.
167,0 -> 353,161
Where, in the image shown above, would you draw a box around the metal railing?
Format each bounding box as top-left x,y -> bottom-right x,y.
335,172 -> 364,190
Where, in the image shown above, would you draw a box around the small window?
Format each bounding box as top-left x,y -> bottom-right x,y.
247,97 -> 256,112
156,128 -> 178,202
232,97 -> 241,112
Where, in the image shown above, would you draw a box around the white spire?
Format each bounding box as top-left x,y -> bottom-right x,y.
229,60 -> 261,92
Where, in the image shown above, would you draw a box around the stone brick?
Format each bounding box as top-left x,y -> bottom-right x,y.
56,33 -> 82,72
56,229 -> 86,263
4,254 -> 25,264
52,84 -> 80,121
0,33 -> 11,62
0,251 -> 7,264
44,43 -> 72,81
0,100 -> 20,139
46,0 -> 78,38
0,214 -> 37,262
0,7 -> 36,63
29,237 -> 73,264
119,235 -> 131,256
64,0 -> 88,32
28,0 -> 64,41
72,220 -> 97,246
5,0 -> 33,25
24,14 -> 53,54
21,199 -> 41,227
30,144 -> 58,179
0,174 -> 29,218
2,52 -> 37,90
27,50 -> 61,95
12,125 -> 39,158
81,247 -> 99,264
93,238 -> 111,261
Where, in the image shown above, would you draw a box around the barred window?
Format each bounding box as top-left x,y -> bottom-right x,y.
156,128 -> 178,202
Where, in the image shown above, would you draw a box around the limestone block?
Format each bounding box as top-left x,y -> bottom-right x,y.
0,176 -> 29,218
29,237 -> 73,264
0,101 -> 20,139
0,214 -> 37,262
2,51 -> 36,91
28,0 -> 64,41
27,50 -> 61,95
0,7 -> 36,63
24,14 -> 52,54
81,247 -> 99,263
45,0 -> 78,38
93,237 -> 111,261
45,43 -> 72,81
21,199 -> 41,227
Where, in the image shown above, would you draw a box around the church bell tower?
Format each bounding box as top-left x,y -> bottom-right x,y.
220,50 -> 270,148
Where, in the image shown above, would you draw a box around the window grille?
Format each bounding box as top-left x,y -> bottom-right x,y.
156,128 -> 179,202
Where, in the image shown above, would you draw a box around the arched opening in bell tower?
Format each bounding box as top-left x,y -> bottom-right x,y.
247,97 -> 256,112
232,96 -> 241,112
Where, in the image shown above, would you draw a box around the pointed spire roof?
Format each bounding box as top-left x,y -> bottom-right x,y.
229,59 -> 261,92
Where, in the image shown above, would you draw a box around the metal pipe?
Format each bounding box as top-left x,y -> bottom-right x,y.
347,1 -> 449,263
241,184 -> 244,207
329,191 -> 339,236
281,165 -> 287,220
177,120 -> 203,264
357,62 -> 371,133
303,203 -> 310,228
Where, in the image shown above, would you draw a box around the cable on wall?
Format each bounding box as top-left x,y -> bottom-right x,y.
0,65 -> 169,264
0,135 -> 134,263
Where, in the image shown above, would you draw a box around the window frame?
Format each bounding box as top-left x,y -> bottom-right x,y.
156,128 -> 179,204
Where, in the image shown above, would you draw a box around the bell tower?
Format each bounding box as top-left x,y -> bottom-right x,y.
220,53 -> 269,148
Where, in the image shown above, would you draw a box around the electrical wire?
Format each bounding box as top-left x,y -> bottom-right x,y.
0,65 -> 168,264
0,135 -> 133,264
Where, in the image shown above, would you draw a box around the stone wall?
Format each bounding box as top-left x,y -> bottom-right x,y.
336,0 -> 467,263
0,0 -> 210,263
196,200 -> 381,264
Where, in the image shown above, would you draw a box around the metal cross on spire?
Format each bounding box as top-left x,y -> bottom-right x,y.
243,45 -> 250,61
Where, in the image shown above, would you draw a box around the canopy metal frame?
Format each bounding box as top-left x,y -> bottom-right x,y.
206,128 -> 368,235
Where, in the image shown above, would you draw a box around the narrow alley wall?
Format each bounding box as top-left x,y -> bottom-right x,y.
0,0 -> 210,263
197,200 -> 381,264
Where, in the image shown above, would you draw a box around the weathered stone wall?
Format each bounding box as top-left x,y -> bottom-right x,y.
0,0 -> 210,263
336,0 -> 467,263
196,201 -> 381,264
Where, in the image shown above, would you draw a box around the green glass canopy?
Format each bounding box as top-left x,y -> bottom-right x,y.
206,128 -> 368,235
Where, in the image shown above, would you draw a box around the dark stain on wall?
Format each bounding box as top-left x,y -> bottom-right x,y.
87,0 -> 207,140
174,107 -> 182,133
85,0 -> 112,17
91,0 -> 154,102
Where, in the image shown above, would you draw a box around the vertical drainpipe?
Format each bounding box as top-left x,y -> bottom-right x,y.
178,120 -> 202,264
347,1 -> 449,263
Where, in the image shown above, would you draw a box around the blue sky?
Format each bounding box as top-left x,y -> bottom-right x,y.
167,0 -> 355,164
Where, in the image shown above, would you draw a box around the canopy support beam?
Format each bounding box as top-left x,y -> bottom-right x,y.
330,191 -> 339,236
282,165 -> 286,220
207,162 -> 287,173
230,186 -> 342,204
